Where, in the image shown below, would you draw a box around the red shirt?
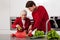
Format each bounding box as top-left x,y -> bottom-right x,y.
32,6 -> 51,32
12,17 -> 31,32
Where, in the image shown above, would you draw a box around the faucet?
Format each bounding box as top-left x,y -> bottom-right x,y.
46,17 -> 58,35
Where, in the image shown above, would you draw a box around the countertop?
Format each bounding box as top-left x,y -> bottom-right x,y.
0,34 -> 47,40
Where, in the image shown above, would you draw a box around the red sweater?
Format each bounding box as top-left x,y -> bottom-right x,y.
12,17 -> 31,32
32,6 -> 51,32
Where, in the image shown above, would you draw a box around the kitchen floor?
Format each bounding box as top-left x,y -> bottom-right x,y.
0,34 -> 47,40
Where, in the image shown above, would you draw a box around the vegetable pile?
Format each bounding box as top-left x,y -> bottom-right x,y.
33,30 -> 44,38
47,30 -> 60,40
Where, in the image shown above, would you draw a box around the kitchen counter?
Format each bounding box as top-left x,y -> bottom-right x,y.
0,29 -> 60,40
0,34 -> 47,40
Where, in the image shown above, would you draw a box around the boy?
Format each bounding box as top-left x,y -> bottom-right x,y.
11,10 -> 31,37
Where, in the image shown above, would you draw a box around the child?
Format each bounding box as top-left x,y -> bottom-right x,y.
11,10 -> 31,38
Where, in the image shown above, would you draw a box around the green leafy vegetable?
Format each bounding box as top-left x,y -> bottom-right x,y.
33,30 -> 44,38
47,30 -> 60,40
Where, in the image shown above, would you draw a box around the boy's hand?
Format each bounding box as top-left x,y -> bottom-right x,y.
16,24 -> 22,31
17,26 -> 22,31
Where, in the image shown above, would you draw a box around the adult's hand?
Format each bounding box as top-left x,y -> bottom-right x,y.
28,30 -> 32,34
28,30 -> 33,37
28,25 -> 32,31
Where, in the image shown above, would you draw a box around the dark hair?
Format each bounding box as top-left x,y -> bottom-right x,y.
26,1 -> 36,8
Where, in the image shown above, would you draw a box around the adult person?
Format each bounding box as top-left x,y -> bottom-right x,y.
25,1 -> 51,34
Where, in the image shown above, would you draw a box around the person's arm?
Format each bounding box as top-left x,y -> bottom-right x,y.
28,15 -> 43,34
28,25 -> 32,31
32,13 -> 43,31
12,18 -> 19,29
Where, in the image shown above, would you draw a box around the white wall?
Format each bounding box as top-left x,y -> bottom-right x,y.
0,0 -> 10,34
10,0 -> 60,17
0,0 -> 60,34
